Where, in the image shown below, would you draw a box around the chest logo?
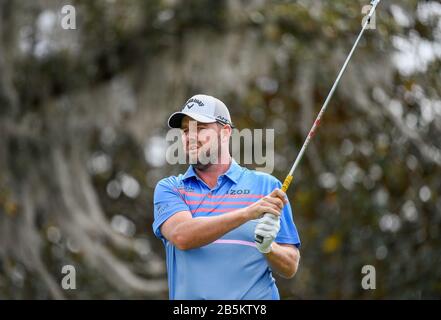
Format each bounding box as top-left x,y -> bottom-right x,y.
229,189 -> 250,195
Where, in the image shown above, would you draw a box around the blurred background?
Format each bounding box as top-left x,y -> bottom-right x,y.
0,0 -> 440,299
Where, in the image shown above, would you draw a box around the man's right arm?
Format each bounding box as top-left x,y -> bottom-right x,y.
159,189 -> 287,250
161,209 -> 250,250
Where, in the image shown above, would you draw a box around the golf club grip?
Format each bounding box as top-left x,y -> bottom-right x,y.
282,175 -> 293,193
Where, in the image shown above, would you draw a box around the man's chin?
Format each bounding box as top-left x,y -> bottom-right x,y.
190,157 -> 214,171
188,157 -> 219,171
192,162 -> 212,171
186,151 -> 221,170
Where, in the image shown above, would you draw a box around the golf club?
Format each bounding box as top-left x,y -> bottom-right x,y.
255,0 -> 382,244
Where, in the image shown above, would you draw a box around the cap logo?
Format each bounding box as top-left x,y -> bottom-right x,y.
185,98 -> 204,109
216,115 -> 229,124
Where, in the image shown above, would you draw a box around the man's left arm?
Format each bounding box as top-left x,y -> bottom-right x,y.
256,181 -> 301,278
264,243 -> 300,279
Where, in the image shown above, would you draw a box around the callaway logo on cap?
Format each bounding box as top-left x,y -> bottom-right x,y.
168,94 -> 234,128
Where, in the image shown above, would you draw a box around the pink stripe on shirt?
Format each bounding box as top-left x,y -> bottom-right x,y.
213,239 -> 256,248
177,190 -> 264,199
192,208 -> 236,213
185,200 -> 255,205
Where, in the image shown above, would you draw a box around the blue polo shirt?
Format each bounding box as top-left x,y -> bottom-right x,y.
153,160 -> 301,300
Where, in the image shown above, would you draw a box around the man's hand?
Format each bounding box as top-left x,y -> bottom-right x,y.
254,214 -> 280,253
244,189 -> 287,220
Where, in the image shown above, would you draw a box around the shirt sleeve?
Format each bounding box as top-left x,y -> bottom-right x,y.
152,178 -> 190,240
274,181 -> 301,248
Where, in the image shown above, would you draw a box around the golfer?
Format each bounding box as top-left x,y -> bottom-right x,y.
153,94 -> 301,300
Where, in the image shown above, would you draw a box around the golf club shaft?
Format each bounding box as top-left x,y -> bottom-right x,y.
281,0 -> 381,193
255,0 -> 381,245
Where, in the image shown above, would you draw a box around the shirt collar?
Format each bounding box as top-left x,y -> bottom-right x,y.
182,165 -> 197,181
223,159 -> 242,184
182,158 -> 242,184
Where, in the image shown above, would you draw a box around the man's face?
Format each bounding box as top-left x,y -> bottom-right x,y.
181,116 -> 227,169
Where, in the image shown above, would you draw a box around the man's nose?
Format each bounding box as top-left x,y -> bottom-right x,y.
188,136 -> 198,145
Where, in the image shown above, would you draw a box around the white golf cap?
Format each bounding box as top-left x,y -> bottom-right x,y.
168,94 -> 234,128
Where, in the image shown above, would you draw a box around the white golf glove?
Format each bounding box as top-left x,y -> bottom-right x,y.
254,214 -> 280,253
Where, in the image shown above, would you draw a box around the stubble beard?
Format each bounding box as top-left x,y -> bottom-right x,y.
188,136 -> 224,171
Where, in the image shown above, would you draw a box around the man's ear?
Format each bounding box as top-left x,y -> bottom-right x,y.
220,125 -> 232,142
